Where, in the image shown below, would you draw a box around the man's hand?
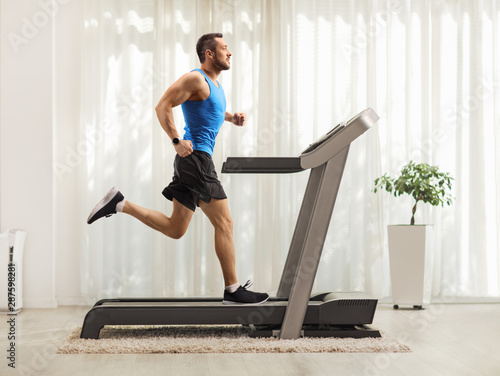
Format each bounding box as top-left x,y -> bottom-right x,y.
231,112 -> 247,126
174,139 -> 193,157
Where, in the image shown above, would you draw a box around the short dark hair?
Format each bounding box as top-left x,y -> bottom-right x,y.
196,33 -> 223,63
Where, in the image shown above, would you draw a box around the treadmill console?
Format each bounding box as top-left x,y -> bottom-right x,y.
299,108 -> 379,170
301,107 -> 374,155
301,122 -> 346,154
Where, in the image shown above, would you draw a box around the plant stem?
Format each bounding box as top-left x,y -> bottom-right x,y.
411,201 -> 418,225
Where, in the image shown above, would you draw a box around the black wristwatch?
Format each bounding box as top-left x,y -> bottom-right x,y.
172,137 -> 180,145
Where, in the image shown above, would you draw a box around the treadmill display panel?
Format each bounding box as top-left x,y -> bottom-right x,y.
300,109 -> 366,155
301,122 -> 344,154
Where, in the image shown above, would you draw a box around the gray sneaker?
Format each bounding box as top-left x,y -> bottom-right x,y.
87,187 -> 124,224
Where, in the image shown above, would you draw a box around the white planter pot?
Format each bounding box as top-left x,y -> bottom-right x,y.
388,225 -> 434,309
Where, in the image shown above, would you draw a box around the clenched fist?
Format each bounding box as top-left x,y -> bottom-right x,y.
174,139 -> 194,157
232,112 -> 247,126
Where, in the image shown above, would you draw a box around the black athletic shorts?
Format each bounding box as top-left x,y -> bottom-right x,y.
162,150 -> 227,211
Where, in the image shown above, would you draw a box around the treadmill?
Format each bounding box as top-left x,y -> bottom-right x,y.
80,107 -> 381,340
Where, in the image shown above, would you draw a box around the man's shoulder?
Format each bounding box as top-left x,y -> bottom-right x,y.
182,70 -> 205,83
167,70 -> 209,101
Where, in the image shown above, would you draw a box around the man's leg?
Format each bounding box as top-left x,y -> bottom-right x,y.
199,198 -> 238,286
123,198 -> 194,239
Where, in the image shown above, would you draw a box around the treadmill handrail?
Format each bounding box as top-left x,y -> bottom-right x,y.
222,157 -> 303,174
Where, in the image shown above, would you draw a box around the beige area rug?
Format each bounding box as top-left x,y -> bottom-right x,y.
57,325 -> 411,354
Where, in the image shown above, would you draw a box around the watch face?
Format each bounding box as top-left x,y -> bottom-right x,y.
173,137 -> 179,144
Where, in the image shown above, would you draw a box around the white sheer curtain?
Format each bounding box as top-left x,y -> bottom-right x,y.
63,0 -> 499,303
79,0 -> 157,300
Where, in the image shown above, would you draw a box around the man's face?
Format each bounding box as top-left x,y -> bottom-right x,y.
212,38 -> 231,70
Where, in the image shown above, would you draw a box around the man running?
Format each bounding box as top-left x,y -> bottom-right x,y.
87,33 -> 269,305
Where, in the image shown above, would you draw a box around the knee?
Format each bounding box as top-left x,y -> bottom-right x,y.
165,224 -> 188,240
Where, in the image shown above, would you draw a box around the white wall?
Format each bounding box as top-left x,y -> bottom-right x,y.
52,0 -> 83,306
0,0 -> 62,308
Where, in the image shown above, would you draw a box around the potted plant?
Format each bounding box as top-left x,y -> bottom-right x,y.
373,161 -> 453,309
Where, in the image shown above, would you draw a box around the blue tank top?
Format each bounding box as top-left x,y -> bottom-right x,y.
181,69 -> 226,156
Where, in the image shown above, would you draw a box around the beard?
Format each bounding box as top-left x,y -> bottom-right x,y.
214,55 -> 230,70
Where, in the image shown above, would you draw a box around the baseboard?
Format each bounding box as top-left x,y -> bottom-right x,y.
378,296 -> 500,304
23,298 -> 58,308
56,296 -> 89,306
436,297 -> 500,304
20,297 -> 93,307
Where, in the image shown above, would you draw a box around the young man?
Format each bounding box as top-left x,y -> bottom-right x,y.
87,33 -> 269,305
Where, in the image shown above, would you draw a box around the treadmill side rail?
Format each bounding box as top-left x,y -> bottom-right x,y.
222,157 -> 303,174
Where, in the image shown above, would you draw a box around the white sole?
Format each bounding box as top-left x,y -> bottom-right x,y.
86,186 -> 119,222
222,296 -> 270,306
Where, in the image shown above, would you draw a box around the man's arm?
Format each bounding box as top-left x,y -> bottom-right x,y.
225,111 -> 247,126
155,72 -> 203,156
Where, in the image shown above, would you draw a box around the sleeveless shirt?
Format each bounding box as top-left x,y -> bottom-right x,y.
181,69 -> 227,156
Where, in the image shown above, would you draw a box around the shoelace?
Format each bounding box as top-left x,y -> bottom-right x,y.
241,280 -> 253,290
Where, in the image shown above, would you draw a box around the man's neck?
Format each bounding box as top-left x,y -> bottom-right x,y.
200,64 -> 221,83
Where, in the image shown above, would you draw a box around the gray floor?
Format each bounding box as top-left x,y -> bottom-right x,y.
1,303 -> 499,376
